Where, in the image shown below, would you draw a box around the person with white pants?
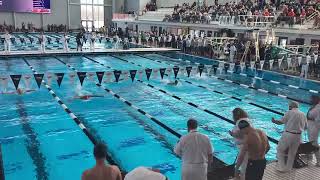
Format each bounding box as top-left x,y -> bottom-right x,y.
174,118 -> 213,180
300,55 -> 310,79
62,32 -> 69,52
272,101 -> 307,172
3,30 -> 11,54
307,95 -> 320,166
39,32 -> 46,53
89,32 -> 96,51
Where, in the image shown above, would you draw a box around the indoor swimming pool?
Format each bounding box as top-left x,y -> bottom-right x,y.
0,52 -> 318,180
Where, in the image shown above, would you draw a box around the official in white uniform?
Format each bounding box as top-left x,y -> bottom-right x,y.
39,32 -> 46,53
229,43 -> 237,63
300,54 -> 310,79
62,32 -> 69,52
3,30 -> 11,54
272,101 -> 307,172
89,32 -> 96,51
307,95 -> 320,166
174,118 -> 213,180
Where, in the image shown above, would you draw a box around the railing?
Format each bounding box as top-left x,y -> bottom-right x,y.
236,15 -> 276,27
112,13 -> 136,21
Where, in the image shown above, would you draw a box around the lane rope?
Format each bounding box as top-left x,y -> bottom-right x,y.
22,58 -> 118,166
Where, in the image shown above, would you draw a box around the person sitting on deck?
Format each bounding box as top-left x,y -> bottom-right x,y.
82,143 -> 122,180
174,118 -> 213,180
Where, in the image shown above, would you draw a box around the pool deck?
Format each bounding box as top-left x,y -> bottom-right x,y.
0,48 -> 179,57
225,156 -> 320,180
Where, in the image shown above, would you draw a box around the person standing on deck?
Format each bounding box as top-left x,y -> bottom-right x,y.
3,30 -> 11,54
62,32 -> 69,52
76,32 -> 84,52
307,95 -> 320,167
39,31 -> 46,53
229,108 -> 252,180
235,120 -> 270,180
271,101 -> 307,172
174,118 -> 213,180
300,54 -> 310,79
82,143 -> 122,180
89,32 -> 96,51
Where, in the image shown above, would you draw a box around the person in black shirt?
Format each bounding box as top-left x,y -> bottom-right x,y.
76,32 -> 84,52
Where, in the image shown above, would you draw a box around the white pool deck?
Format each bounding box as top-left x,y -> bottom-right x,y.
0,47 -> 179,56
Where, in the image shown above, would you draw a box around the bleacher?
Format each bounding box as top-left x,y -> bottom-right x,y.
138,8 -> 174,21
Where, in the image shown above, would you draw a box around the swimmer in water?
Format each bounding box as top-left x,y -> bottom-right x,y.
73,94 -> 104,100
1,88 -> 35,95
167,80 -> 179,86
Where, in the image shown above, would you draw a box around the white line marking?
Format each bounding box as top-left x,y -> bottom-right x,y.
70,113 -> 77,119
310,90 -> 319,93
278,94 -> 287,98
258,89 -> 268,93
240,84 -> 249,88
54,97 -> 60,101
289,85 -> 299,89
61,104 -> 68,110
225,80 -> 233,83
270,80 -> 280,84
79,123 -> 86,130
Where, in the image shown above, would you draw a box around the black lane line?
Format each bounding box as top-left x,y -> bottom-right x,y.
136,79 -> 279,144
16,99 -> 49,180
174,52 -> 319,94
116,54 -> 287,117
141,54 -> 312,105
23,58 -> 119,167
0,144 -> 4,180
56,55 -> 229,168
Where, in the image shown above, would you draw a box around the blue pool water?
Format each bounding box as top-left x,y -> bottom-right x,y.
0,52 -> 318,180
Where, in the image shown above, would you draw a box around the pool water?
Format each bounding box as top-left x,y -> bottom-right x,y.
0,52 -> 318,180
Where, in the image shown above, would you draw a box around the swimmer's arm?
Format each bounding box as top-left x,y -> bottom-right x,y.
235,138 -> 248,171
174,138 -> 183,157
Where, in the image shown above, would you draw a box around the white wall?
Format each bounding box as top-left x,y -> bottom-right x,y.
0,0 -> 112,30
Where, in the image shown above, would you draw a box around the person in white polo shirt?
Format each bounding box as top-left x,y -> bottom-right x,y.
307,95 -> 320,166
3,30 -> 11,54
174,118 -> 213,180
271,101 -> 307,172
124,167 -> 167,180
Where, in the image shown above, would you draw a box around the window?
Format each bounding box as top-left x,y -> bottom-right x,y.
81,0 -> 104,31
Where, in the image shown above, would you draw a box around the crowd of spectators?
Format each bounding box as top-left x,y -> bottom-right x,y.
0,22 -> 68,33
163,0 -> 320,28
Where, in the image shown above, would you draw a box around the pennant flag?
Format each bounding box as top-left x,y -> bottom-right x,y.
250,61 -> 255,69
198,64 -> 205,77
129,70 -> 137,82
298,57 -> 302,66
77,72 -> 87,86
23,75 -> 32,89
173,67 -> 180,79
269,60 -> 274,69
105,72 -> 113,83
186,66 -> 192,77
260,61 -> 265,70
287,58 -> 291,68
224,63 -> 230,74
240,62 -> 245,72
47,73 -> 52,86
213,65 -> 218,74
0,76 -> 8,90
10,75 -> 22,90
88,72 -> 95,81
96,72 -> 105,84
123,71 -> 129,80
152,69 -> 158,79
229,63 -> 235,72
278,58 -> 283,68
160,68 -> 166,79
145,68 -> 152,81
138,70 -> 144,80
34,74 -> 44,88
113,70 -> 122,82
55,73 -> 64,87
